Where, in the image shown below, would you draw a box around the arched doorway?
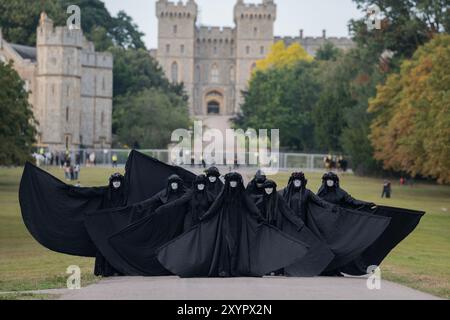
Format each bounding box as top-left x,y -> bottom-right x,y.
207,100 -> 220,114
204,90 -> 224,115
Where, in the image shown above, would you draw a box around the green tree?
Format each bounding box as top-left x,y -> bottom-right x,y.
0,62 -> 36,165
114,88 -> 191,149
315,42 -> 342,61
0,0 -> 65,46
369,34 -> 450,183
234,61 -> 320,151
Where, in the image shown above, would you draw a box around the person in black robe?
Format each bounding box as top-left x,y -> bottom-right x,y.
246,170 -> 267,200
317,172 -> 425,276
318,172 -> 376,210
19,150 -> 196,275
138,174 -> 188,212
255,180 -> 335,276
105,174 -> 216,276
280,172 -> 334,222
156,172 -> 311,278
94,173 -> 127,277
204,166 -> 224,197
279,172 -> 393,275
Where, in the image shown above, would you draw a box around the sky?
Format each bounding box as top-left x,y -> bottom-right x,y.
103,0 -> 365,49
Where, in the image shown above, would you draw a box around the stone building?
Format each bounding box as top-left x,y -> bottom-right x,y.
153,0 -> 354,132
0,12 -> 113,151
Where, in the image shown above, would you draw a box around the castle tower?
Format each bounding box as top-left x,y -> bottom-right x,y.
36,12 -> 83,150
156,0 -> 197,115
233,0 -> 276,113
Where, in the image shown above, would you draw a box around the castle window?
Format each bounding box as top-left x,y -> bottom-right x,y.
260,46 -> 265,54
101,111 -> 105,126
173,25 -> 177,34
213,46 -> 217,55
171,62 -> 178,83
102,77 -> 105,91
246,46 -> 250,54
211,64 -> 219,83
66,107 -> 69,122
254,27 -> 258,36
166,44 -> 171,53
251,63 -> 257,72
51,84 -> 55,95
65,135 -> 70,149
181,44 -> 185,54
66,85 -> 70,97
195,65 -> 201,82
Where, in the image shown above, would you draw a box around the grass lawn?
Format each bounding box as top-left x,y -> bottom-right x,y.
0,166 -> 449,299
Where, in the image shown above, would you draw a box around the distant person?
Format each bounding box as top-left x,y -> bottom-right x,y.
64,162 -> 71,181
89,152 -> 96,167
400,177 -> 406,186
381,180 -> 392,199
338,156 -> 348,172
324,155 -> 332,170
74,164 -> 80,181
112,153 -> 118,168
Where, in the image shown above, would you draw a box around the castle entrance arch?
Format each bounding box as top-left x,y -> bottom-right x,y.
204,90 -> 224,115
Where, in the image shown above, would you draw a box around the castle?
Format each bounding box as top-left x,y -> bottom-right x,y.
0,13 -> 113,151
152,0 -> 354,131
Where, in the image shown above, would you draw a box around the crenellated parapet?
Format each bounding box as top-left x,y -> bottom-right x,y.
234,0 -> 276,23
156,0 -> 198,20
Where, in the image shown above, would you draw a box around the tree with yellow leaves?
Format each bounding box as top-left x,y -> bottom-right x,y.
255,41 -> 313,71
369,34 -> 450,184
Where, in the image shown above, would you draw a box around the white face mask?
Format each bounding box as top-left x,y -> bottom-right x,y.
265,188 -> 274,195
293,180 -> 302,188
112,181 -> 121,189
171,182 -> 179,190
230,181 -> 238,188
326,180 -> 335,187
208,176 -> 217,183
197,184 -> 205,191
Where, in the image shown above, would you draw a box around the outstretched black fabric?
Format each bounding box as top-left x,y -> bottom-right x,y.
19,162 -> 105,257
156,173 -> 310,278
108,188 -> 216,276
254,182 -> 334,277
18,150 -> 197,259
125,150 -> 196,204
317,176 -> 424,275
339,206 -> 424,275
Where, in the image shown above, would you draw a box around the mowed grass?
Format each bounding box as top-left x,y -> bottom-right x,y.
0,166 -> 449,298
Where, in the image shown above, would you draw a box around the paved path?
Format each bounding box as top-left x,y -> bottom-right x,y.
57,276 -> 439,300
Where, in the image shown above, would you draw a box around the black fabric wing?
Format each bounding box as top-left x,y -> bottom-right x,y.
340,206 -> 425,275
108,196 -> 191,276
19,162 -> 105,257
303,203 -> 391,271
125,150 -> 196,204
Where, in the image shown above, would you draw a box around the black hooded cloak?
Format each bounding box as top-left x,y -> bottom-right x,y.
255,180 -> 335,277
246,170 -> 267,200
156,173 -> 310,278
317,172 -> 425,276
280,172 -> 333,221
103,175 -> 217,276
280,172 -> 392,272
19,150 -> 196,260
94,173 -> 127,276
317,172 -> 375,210
205,166 -> 224,197
137,174 -> 188,213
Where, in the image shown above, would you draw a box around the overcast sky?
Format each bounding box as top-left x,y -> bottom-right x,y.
102,0 -> 365,49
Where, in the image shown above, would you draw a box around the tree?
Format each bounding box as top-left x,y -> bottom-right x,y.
255,41 -> 313,71
234,61 -> 320,151
0,0 -> 65,46
0,61 -> 36,165
315,42 -> 342,61
114,88 -> 191,149
369,34 -> 450,183
350,0 -> 449,62
0,0 -> 146,50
